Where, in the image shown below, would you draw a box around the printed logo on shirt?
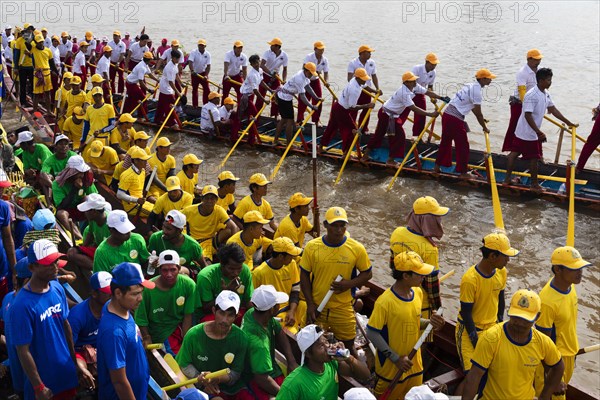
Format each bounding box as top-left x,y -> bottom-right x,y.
130,249 -> 138,259
237,285 -> 245,295
40,303 -> 62,321
197,355 -> 208,361
88,329 -> 99,337
153,307 -> 164,314
176,296 -> 185,306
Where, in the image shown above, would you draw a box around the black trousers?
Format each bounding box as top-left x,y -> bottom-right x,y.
19,67 -> 34,104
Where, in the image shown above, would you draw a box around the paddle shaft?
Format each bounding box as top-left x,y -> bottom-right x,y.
566,127 -> 576,246
577,344 -> 600,356
133,166 -> 157,221
312,124 -> 320,237
318,73 -> 337,101
161,368 -> 230,391
439,269 -> 455,283
484,130 -> 505,231
130,87 -> 158,115
149,86 -> 188,150
317,275 -> 343,313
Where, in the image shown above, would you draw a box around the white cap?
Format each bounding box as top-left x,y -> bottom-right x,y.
251,285 -> 289,311
405,385 -> 449,400
107,210 -> 135,234
67,155 -> 91,172
165,209 -> 186,229
344,388 -> 377,400
5,25 -> 12,30
15,131 -> 34,146
215,290 -> 240,313
77,193 -> 109,212
54,134 -> 69,144
297,324 -> 324,365
159,249 -> 180,266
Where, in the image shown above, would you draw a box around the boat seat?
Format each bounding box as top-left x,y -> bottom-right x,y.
424,368 -> 464,392
580,187 -> 600,199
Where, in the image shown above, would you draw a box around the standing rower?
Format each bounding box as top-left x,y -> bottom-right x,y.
107,31 -> 127,94
411,53 -> 440,137
297,41 -> 329,126
256,37 -> 289,117
123,51 -> 158,116
124,33 -> 149,71
222,40 -> 248,103
347,44 -> 381,131
188,39 -> 211,107
154,49 -> 184,128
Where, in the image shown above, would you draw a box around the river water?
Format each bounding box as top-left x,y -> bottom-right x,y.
2,0 -> 599,394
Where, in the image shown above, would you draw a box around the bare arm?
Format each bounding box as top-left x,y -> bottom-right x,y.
337,355 -> 370,380
548,106 -> 577,127
109,368 -> 136,400
472,104 -> 489,133
461,365 -> 486,400
182,314 -> 193,337
539,359 -> 565,400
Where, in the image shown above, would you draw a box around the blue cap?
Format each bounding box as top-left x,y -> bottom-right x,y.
90,271 -> 113,294
15,257 -> 32,279
175,389 -> 209,400
111,262 -> 155,289
32,208 -> 56,230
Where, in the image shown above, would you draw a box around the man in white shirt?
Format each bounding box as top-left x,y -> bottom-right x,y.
237,54 -> 271,145
434,69 -> 495,178
154,50 -> 184,128
58,31 -> 73,66
49,35 -> 62,103
347,45 -> 381,131
200,91 -> 225,133
155,40 -> 181,71
83,31 -> 97,75
96,46 -> 112,85
41,27 -> 52,48
1,25 -> 12,50
188,39 -> 211,107
502,49 -> 543,152
297,41 -> 329,126
72,41 -> 89,86
125,34 -> 149,72
124,52 -> 159,117
411,53 -> 439,137
107,31 -> 127,94
222,40 -> 248,103
503,68 -> 577,190
257,37 -> 288,117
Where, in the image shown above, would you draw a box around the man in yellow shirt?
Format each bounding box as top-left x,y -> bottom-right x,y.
85,74 -> 107,105
14,23 -> 35,105
148,137 -> 176,197
116,147 -> 154,216
274,192 -> 316,248
462,289 -> 565,400
62,75 -> 87,121
62,106 -> 85,150
87,140 -> 119,185
227,210 -> 273,270
300,207 -> 372,354
233,173 -> 277,231
534,247 -> 591,400
55,71 -> 73,131
148,176 -> 193,228
110,113 -> 137,156
216,170 -> 239,214
29,34 -> 57,112
176,154 -> 203,197
132,130 -> 151,154
82,87 -> 116,148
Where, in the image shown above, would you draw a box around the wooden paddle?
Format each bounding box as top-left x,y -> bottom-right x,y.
545,115 -> 597,153
483,129 -> 505,232
148,86 -> 188,150
130,87 -> 159,115
133,166 -> 157,222
311,124 -> 321,237
566,126 -> 576,246
318,73 -> 337,102
577,344 -> 600,356
161,368 -> 230,391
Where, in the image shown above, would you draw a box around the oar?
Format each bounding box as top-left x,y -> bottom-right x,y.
438,269 -> 455,283
577,344 -> 600,356
133,166 -> 157,222
148,86 -> 188,150
318,73 -> 337,102
119,84 -> 127,114
130,87 -> 159,115
317,275 -> 343,314
566,126 -> 576,247
145,343 -> 164,350
227,77 -> 242,86
334,93 -> 380,185
380,307 -> 445,400
483,129 -> 505,232
545,115 -> 598,153
270,100 -> 323,180
161,368 -> 230,391
311,124 -> 321,237
387,102 -> 446,191
196,73 -> 225,91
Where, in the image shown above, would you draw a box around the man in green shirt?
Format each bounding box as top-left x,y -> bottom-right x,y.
135,250 -> 195,355
15,130 -> 53,198
195,243 -> 253,322
242,285 -> 298,398
40,134 -> 77,192
276,324 -> 370,400
176,290 -> 251,399
93,210 -> 151,273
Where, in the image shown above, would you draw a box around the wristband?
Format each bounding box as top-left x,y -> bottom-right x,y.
34,383 -> 46,393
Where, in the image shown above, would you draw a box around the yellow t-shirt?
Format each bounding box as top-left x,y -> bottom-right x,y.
89,146 -> 119,185
253,259 -> 300,309
110,127 -> 135,151
65,91 -> 88,121
153,191 -> 193,216
148,153 -> 176,196
84,103 -> 116,142
118,167 -> 146,211
368,287 -> 424,381
458,265 -> 506,331
299,236 -> 371,309
15,37 -> 33,67
62,117 -> 84,150
275,214 -> 314,248
471,322 -> 562,400
182,204 -> 229,240
31,47 -> 52,71
176,170 -> 197,196
233,195 -> 274,221
113,161 -> 126,182
227,231 -> 272,270
536,279 -> 579,356
390,226 -> 439,269
216,193 -> 235,212
56,84 -> 70,108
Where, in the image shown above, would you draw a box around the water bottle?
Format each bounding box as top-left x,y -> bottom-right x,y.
147,250 -> 158,275
327,348 -> 350,358
357,348 -> 367,364
558,183 -> 566,195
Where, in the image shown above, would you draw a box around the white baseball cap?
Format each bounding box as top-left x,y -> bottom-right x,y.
77,193 -> 110,212
251,285 -> 289,311
215,290 -> 240,313
107,210 -> 135,234
54,134 -> 70,144
159,249 -> 180,266
67,155 -> 91,172
15,130 -> 34,146
297,324 -> 324,365
405,385 -> 449,400
5,25 -> 12,30
165,209 -> 186,229
344,388 -> 376,400
90,271 -> 113,294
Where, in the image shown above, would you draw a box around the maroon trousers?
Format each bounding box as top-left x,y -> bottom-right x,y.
235,96 -> 260,144
124,81 -> 146,115
321,102 -> 356,153
577,116 -> 600,171
191,72 -> 210,107
256,72 -> 281,117
412,94 -> 427,136
367,108 -> 411,159
154,92 -> 177,126
127,60 -> 139,72
222,73 -> 243,104
502,102 -> 522,152
350,91 -> 373,131
296,79 -> 323,124
435,113 -> 470,173
74,67 -> 87,89
109,61 -> 125,93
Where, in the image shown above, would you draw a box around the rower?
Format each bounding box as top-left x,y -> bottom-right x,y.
49,36 -> 61,105
347,44 -> 381,131
58,31 -> 73,67
107,30 -> 127,94
177,153 -> 203,196
81,87 -> 116,149
216,170 -> 239,215
274,192 -> 316,248
155,39 -> 181,71
367,251 -> 445,399
156,38 -> 169,57
256,37 -> 289,117
55,71 -> 72,129
226,210 -> 273,271
96,45 -> 112,86
85,74 -> 108,105
296,41 -> 329,126
154,49 -> 184,128
411,53 -> 440,137
577,104 -> 600,172
135,250 -> 196,355
217,97 -> 238,138
72,40 -> 89,86
40,134 -> 77,187
534,247 -> 592,400
276,324 -> 370,399
319,68 -> 375,154
148,137 -> 176,197
232,173 -> 277,232
502,49 -> 543,152
272,62 -> 321,147
15,130 -> 52,193
182,185 -> 238,264
237,54 -> 271,145
200,91 -> 225,135
109,113 -> 137,156
28,33 -> 58,113
116,146 -> 155,216
132,130 -> 152,154
300,207 -> 372,356
147,176 -> 193,228
86,139 -> 119,185
188,38 -> 212,106
63,76 -> 87,125
124,33 -> 149,71
83,31 -> 96,75
222,40 -> 248,102
62,105 -> 85,150
434,68 -> 496,178
503,68 -> 578,190
361,71 -> 444,165
123,51 -> 158,116
461,290 -> 565,400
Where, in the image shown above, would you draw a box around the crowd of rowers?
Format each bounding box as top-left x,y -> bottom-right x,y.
3,24 -> 599,190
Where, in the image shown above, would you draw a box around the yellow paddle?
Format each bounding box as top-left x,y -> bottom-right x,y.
483,129 -> 505,232
566,126 -> 576,246
130,86 -> 159,115
161,368 -> 230,391
149,86 -> 188,150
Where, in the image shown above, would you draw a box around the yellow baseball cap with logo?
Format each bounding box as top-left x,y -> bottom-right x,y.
89,140 -> 105,158
91,74 -> 104,83
483,233 -> 520,257
249,173 -> 271,186
402,71 -> 419,82
354,68 -> 371,81
218,171 -> 239,182
71,76 -> 82,85
119,113 -> 137,123
130,146 -> 151,160
325,207 -> 348,224
526,49 -> 543,60
201,185 -> 219,197
73,106 -> 85,117
91,86 -> 103,96
113,30 -> 121,36
393,251 -> 435,275
63,71 -> 74,79
551,246 -> 591,270
143,51 -> 154,60
166,176 -> 181,191
413,196 -> 449,216
243,210 -> 270,224
425,52 -> 439,64
288,192 -> 313,208
272,237 -> 302,256
156,137 -> 172,147
183,153 -> 202,165
507,289 -> 541,322
103,45 -> 113,52
134,131 -> 150,141
34,34 -> 44,43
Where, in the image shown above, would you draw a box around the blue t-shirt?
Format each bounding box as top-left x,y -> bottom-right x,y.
8,280 -> 78,397
14,217 -> 33,249
97,301 -> 149,399
1,290 -> 26,393
68,298 -> 101,349
0,200 -> 10,280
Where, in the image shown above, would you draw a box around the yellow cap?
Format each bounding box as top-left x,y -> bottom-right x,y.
71,76 -> 82,85
72,106 -> 85,117
201,185 -> 219,197
243,210 -> 270,224
358,44 -> 374,54
89,140 -> 104,158
551,246 -> 591,270
288,192 -> 313,208
113,30 -> 121,36
303,62 -> 317,76
402,71 -> 419,82
23,23 -> 31,29
91,86 -> 104,96
103,45 -> 113,52
171,39 -> 180,46
119,113 -> 137,123
218,171 -> 239,182
223,97 -> 235,105
33,30 -> 41,36
268,37 -> 283,46
233,40 -> 244,47
393,251 -> 435,275
313,41 -> 325,50
41,27 -> 48,32
325,207 -> 348,224
91,74 -> 104,83
166,176 -> 181,191
425,52 -> 439,64
353,68 -> 371,82
272,237 -> 302,256
130,146 -> 151,160
413,196 -> 449,216
61,31 -> 69,37
63,71 -> 73,79
527,49 -> 543,60
51,35 -> 60,41
197,39 -> 207,45
34,34 -> 44,43
507,289 -> 541,322
79,41 -> 89,47
483,233 -> 519,256
475,68 -> 497,80
183,153 -> 202,165
249,173 -> 271,186
143,51 -> 153,59
156,137 -> 172,147
208,91 -> 222,100
85,31 -> 93,40
134,131 -> 150,141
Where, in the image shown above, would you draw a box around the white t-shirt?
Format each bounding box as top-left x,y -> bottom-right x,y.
43,36 -> 52,49
411,64 -> 436,88
1,33 -> 13,49
58,40 -> 73,57
84,39 -> 97,56
449,82 -> 483,116
72,51 -> 86,74
277,70 -> 309,101
384,84 -> 427,117
128,42 -> 148,62
3,44 -> 13,63
240,67 -> 263,95
513,64 -> 537,97
347,57 -> 377,88
200,102 -> 220,130
304,52 -> 329,81
218,105 -> 232,121
126,61 -> 151,84
107,40 -> 126,62
224,50 -> 248,76
188,49 -> 211,74
515,86 -> 554,141
160,47 -> 182,64
96,55 -> 110,77
50,45 -> 60,69
262,49 -> 288,75
159,61 -> 178,95
338,78 -> 365,109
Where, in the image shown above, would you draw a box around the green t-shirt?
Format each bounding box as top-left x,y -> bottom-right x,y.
135,274 -> 196,343
41,151 -> 77,175
147,231 -> 203,268
241,308 -> 283,378
52,181 -> 98,209
275,361 -> 339,400
195,263 -> 254,316
14,146 -> 23,158
87,211 -> 111,246
175,323 -> 248,395
93,233 -> 150,272
22,143 -> 52,171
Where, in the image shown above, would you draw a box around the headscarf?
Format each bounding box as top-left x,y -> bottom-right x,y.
406,211 -> 444,246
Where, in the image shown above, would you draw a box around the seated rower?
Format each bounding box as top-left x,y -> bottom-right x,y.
216,170 -> 239,215
15,130 -> 52,196
109,113 -> 137,156
62,106 -> 86,150
86,139 -> 119,185
116,146 -> 155,217
39,134 -> 77,195
148,176 -> 194,229
132,130 -> 152,154
148,137 -> 176,198
61,75 -> 87,123
216,97 -> 238,138
232,173 -> 277,232
177,153 -> 203,197
227,210 -> 273,271
274,192 -> 316,248
200,91 -> 227,136
81,87 -> 116,149
85,74 -> 107,105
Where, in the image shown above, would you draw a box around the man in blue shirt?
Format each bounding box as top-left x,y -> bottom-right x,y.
0,169 -> 17,302
97,262 -> 155,399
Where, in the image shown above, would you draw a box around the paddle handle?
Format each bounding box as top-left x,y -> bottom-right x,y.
566,127 -> 576,247
577,344 -> 600,355
317,275 -> 343,313
160,368 -> 230,392
439,269 -> 455,283
312,123 -> 320,237
483,130 -> 505,231
145,343 -> 163,350
149,86 -> 187,150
